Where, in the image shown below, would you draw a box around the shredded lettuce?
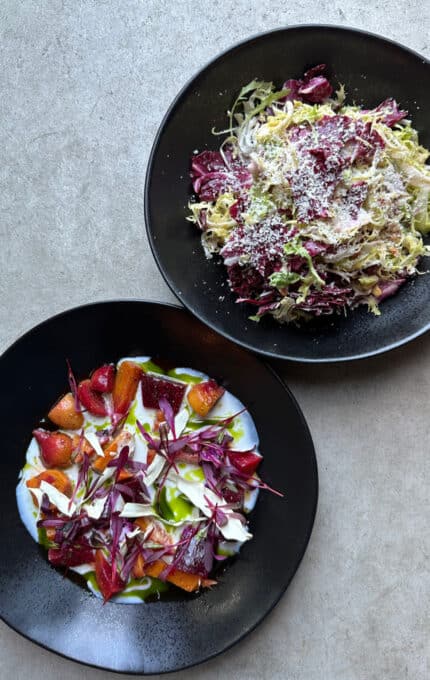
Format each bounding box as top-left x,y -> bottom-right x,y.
189,68 -> 430,323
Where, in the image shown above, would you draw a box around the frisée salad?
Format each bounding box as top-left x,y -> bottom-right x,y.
17,358 -> 280,603
188,65 -> 430,323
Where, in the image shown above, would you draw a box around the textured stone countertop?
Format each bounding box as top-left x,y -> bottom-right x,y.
1,3 -> 429,679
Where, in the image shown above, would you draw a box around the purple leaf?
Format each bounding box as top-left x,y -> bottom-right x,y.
66,359 -> 82,413
372,98 -> 407,127
136,419 -> 159,450
298,75 -> 333,103
375,279 -> 406,302
159,397 -> 176,437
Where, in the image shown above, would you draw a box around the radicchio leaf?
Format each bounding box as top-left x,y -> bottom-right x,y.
158,397 -> 176,437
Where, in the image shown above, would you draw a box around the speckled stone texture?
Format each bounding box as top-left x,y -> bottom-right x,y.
1,2 -> 429,679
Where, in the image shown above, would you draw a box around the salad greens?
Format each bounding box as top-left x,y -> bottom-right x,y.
188,65 -> 430,322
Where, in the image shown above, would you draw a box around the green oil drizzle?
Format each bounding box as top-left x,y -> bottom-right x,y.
183,467 -> 205,483
83,572 -> 169,601
158,487 -> 174,520
159,487 -> 193,521
37,527 -> 53,549
84,571 -> 97,588
120,578 -> 169,600
95,421 -> 110,431
186,417 -> 243,439
167,370 -> 203,385
125,400 -> 138,428
217,547 -> 233,557
139,360 -> 166,375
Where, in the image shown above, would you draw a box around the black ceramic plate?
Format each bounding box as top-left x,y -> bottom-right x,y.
0,301 -> 317,674
145,25 -> 430,362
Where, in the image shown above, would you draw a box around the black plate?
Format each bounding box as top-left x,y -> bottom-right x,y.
0,301 -> 317,674
145,25 -> 430,362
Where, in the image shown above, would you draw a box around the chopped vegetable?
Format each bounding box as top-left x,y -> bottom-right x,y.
187,380 -> 225,417
92,430 -> 134,473
141,372 -> 186,414
48,393 -> 84,430
33,429 -> 73,468
90,364 -> 115,393
145,559 -> 216,592
26,469 -> 72,501
228,450 -> 262,476
112,361 -> 142,418
78,380 -> 108,417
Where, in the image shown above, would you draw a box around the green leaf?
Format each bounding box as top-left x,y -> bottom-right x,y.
243,88 -> 290,126
269,270 -> 301,288
237,79 -> 269,98
283,237 -> 325,288
225,80 -> 289,136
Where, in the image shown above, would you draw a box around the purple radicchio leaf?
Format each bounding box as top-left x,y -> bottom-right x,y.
158,397 -> 176,437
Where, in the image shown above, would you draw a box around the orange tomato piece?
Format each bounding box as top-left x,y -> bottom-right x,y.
133,554 -> 145,579
71,434 -> 95,464
144,560 -> 216,592
112,361 -> 142,418
26,469 -> 72,506
187,380 -> 225,417
48,393 -> 84,430
92,430 -> 133,473
134,517 -> 172,545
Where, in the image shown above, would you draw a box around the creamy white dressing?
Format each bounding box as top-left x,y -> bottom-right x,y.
16,357 -> 261,604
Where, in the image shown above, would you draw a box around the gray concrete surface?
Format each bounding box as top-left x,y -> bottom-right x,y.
1,2 -> 430,679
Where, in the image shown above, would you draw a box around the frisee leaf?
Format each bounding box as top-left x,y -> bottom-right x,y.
269,270 -> 301,288
283,237 -> 325,288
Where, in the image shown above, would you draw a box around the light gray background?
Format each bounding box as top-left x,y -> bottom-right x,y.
1,2 -> 429,679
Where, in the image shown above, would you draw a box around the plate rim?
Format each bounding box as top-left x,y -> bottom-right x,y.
0,298 -> 318,674
144,24 -> 430,363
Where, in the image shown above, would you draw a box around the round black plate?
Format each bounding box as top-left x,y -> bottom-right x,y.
145,25 -> 430,362
0,301 -> 317,674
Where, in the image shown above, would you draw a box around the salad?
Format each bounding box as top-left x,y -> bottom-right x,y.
188,65 -> 430,323
17,358 -> 279,603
